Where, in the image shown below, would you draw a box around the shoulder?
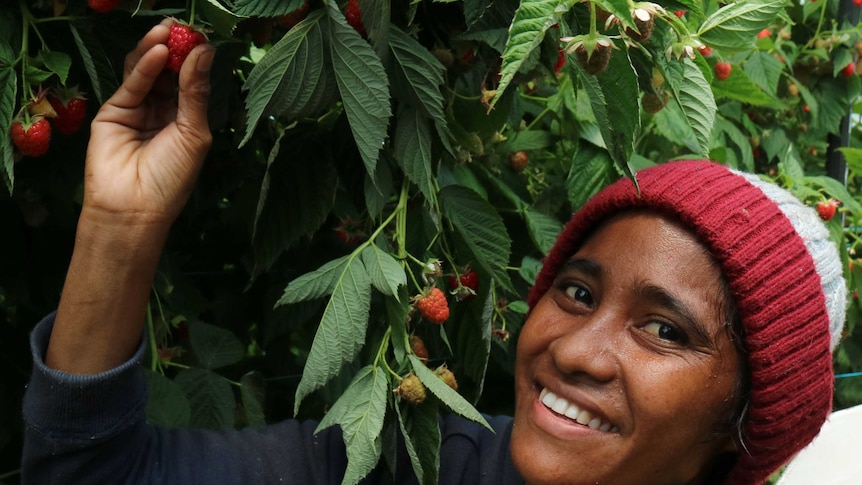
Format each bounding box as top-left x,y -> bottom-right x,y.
439,414 -> 522,484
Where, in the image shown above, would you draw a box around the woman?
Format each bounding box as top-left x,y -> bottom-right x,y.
22,22 -> 845,485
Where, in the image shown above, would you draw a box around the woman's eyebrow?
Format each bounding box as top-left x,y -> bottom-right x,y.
558,257 -> 602,279
636,284 -> 715,348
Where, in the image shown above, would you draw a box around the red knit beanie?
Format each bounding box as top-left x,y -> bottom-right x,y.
527,160 -> 846,485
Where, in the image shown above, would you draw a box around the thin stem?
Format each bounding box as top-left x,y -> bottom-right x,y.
146,303 -> 161,373
526,106 -> 553,131
0,469 -> 20,480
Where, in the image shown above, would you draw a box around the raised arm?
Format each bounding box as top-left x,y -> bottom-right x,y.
45,20 -> 215,374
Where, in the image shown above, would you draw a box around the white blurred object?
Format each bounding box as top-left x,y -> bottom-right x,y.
776,403 -> 862,485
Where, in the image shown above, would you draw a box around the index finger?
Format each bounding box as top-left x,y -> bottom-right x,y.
123,19 -> 174,82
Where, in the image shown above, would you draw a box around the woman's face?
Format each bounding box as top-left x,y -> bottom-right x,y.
511,212 -> 741,485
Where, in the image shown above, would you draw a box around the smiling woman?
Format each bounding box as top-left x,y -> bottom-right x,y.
20,22 -> 846,485
515,212 -> 743,484
518,160 -> 846,485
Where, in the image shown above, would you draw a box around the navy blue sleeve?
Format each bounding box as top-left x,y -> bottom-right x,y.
438,414 -> 523,485
21,314 -> 352,485
22,314 -> 522,485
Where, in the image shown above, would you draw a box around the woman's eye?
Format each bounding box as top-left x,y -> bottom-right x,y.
564,284 -> 594,305
642,321 -> 687,344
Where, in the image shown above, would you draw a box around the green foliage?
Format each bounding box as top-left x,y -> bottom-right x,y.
3,1 -> 862,483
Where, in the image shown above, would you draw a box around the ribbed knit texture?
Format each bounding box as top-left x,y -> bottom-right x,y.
527,160 -> 843,485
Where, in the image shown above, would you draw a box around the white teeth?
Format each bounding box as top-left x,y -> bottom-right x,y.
551,398 -> 568,415
575,410 -> 591,426
538,387 -> 614,432
564,403 -> 580,419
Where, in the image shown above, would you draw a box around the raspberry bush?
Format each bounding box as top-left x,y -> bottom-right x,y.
3,1 -> 862,484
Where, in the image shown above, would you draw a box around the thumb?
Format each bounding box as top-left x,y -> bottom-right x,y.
176,44 -> 215,137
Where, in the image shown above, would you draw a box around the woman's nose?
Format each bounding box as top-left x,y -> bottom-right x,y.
547,307 -> 621,384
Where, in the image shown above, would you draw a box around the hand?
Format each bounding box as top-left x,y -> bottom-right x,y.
44,22 -> 215,375
84,19 -> 215,229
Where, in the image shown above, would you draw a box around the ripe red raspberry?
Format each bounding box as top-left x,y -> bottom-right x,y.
673,10 -> 686,18
277,0 -> 309,30
88,0 -> 120,13
345,0 -> 366,38
448,268 -> 479,301
842,62 -> 856,78
698,45 -> 712,57
48,91 -> 87,135
10,117 -> 51,157
715,62 -> 732,81
817,199 -> 840,221
395,373 -> 426,405
757,28 -> 771,39
166,23 -> 207,73
416,287 -> 449,324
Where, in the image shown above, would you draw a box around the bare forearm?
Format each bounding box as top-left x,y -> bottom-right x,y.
46,209 -> 170,374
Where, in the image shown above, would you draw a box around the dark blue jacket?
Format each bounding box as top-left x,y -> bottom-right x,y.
22,314 -> 523,484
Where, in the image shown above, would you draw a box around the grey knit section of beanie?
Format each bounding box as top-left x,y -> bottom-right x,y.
734,171 -> 847,351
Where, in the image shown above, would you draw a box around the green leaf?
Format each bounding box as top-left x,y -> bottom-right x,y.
189,320 -> 244,370
241,11 -> 334,147
70,20 -> 119,105
395,398 -> 440,485
233,0 -> 307,17
0,66 -> 16,194
711,61 -> 781,107
144,369 -> 191,428
714,117 -> 755,171
240,371 -> 267,428
463,0 -> 495,28
387,26 -> 446,125
200,0 -> 244,37
327,1 -> 391,181
386,287 -> 411,364
276,255 -> 352,306
593,0 -> 635,29
175,368 -> 236,430
519,256 -> 542,286
504,130 -> 552,152
23,65 -> 54,85
393,106 -> 435,203
697,0 -> 788,54
294,257 -> 372,414
40,50 -> 71,86
452,290 -> 493,402
493,0 -> 573,108
440,185 -> 514,293
572,42 -> 640,182
409,355 -> 491,430
316,365 -> 388,485
360,244 -> 406,299
663,58 -> 716,157
743,51 -> 783,96
567,142 -> 616,210
524,208 -> 563,255
251,132 -> 338,278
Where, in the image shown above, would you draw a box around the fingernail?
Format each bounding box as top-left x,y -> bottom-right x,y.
197,47 -> 215,73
